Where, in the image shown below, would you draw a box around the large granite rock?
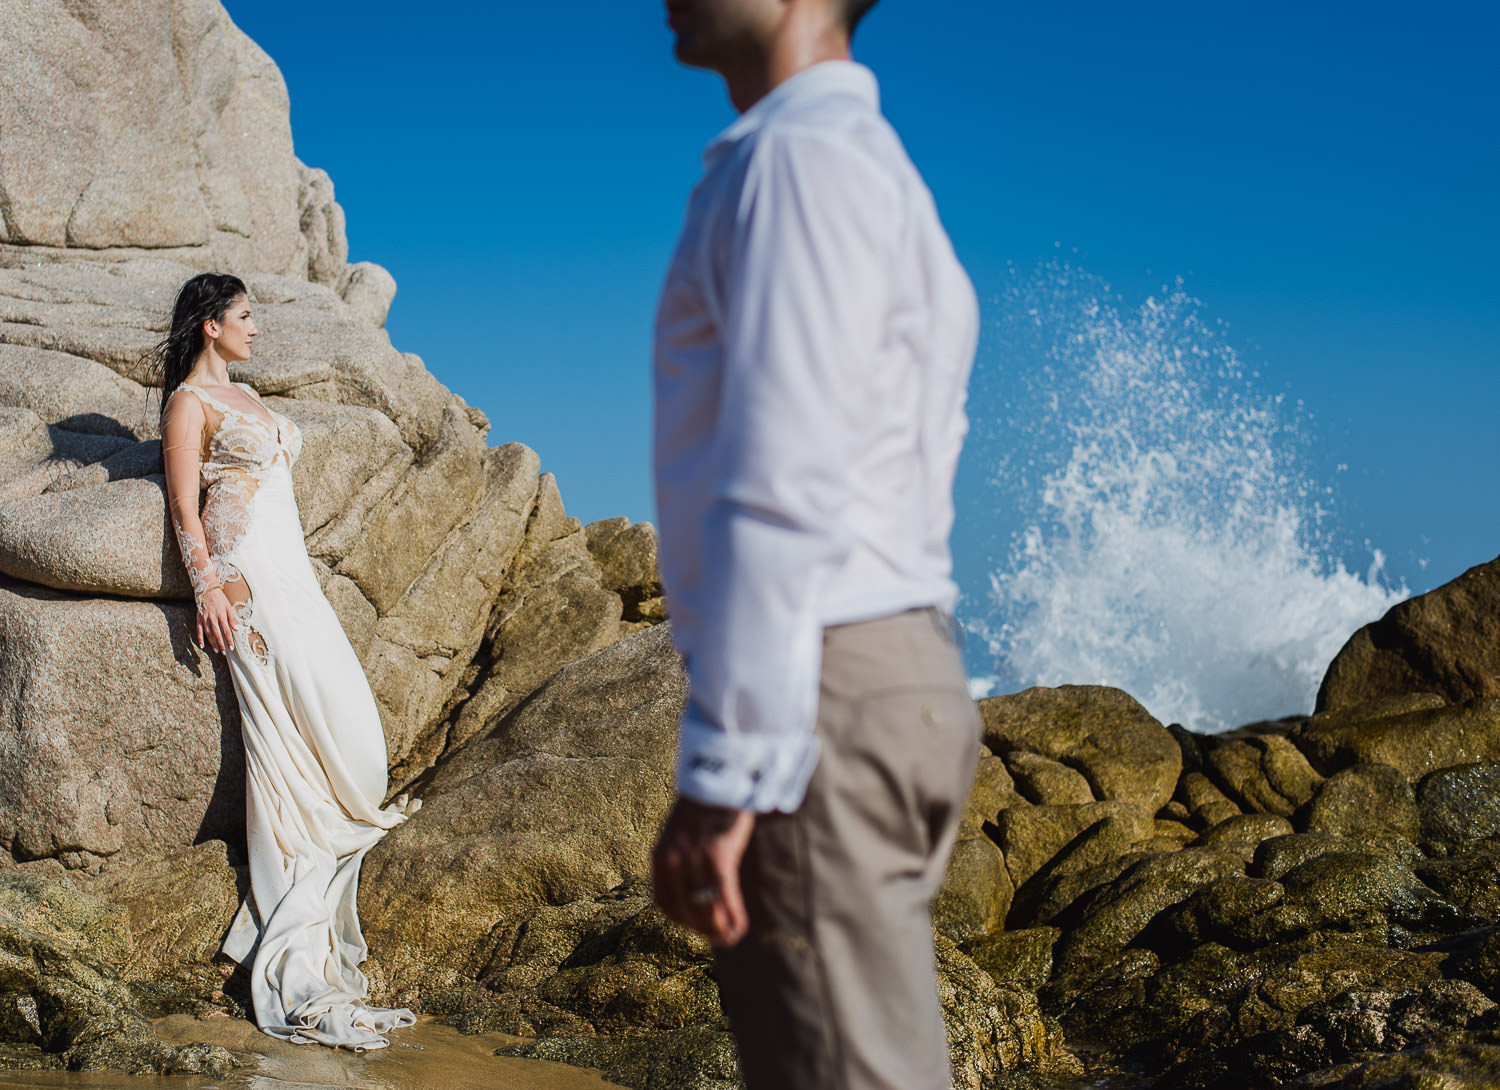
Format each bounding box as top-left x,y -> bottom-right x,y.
0,0 -> 376,302
0,576 -> 242,870
358,625 -> 687,1004
1318,553 -> 1500,712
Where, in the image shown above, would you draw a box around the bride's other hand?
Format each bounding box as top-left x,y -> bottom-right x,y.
197,587 -> 239,653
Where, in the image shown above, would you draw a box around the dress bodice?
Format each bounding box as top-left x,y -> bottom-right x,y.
177,381 -> 303,488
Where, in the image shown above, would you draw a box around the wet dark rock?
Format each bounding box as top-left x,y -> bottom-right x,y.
1202,732 -> 1323,818
1303,763 -> 1420,842
1317,552 -> 1500,712
1295,696 -> 1500,781
1265,852 -> 1468,946
1052,850 -> 1245,973
1416,762 -> 1500,857
1412,851 -> 1500,919
1253,832 -> 1425,883
962,927 -> 1059,992
1453,928 -> 1500,1000
1161,876 -> 1287,948
0,871 -> 233,1075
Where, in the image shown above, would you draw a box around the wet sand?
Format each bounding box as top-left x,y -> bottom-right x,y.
0,1016 -> 623,1090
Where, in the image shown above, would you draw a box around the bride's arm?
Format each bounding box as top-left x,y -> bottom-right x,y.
162,392 -> 239,653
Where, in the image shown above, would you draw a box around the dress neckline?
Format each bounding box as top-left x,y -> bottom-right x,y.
179,380 -> 281,439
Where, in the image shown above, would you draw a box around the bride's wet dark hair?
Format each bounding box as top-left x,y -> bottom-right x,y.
146,272 -> 249,417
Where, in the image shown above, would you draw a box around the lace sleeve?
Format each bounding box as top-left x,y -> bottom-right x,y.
162,391 -> 221,604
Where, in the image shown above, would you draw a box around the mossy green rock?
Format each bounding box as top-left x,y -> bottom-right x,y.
1416,762 -> 1500,857
1202,731 -> 1323,818
979,685 -> 1182,812
1295,697 -> 1500,781
0,871 -> 233,1075
1304,763 -> 1419,841
962,928 -> 1059,992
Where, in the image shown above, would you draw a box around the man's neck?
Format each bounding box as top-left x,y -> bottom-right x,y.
722,12 -> 852,114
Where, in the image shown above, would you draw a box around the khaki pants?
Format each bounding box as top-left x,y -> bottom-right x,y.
714,607 -> 980,1090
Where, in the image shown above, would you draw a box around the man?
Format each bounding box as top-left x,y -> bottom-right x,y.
650,1 -> 981,1087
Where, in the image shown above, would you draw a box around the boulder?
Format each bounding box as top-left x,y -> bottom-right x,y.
978,685 -> 1181,812
1318,553 -> 1500,712
1175,770 -> 1241,830
964,747 -> 1028,823
339,261 -> 398,328
932,829 -> 1012,943
994,800 -> 1155,891
358,626 -> 685,1004
1416,763 -> 1500,858
1295,696 -> 1500,781
0,576 -> 242,870
1004,750 -> 1095,805
1051,849 -> 1245,972
934,935 -> 1069,1085
1253,832 -> 1421,883
81,840 -> 244,1003
1200,731 -> 1323,818
961,927 -> 1059,992
1413,852 -> 1500,920
1008,807 -> 1163,928
1304,764 -> 1420,843
1191,813 -> 1296,859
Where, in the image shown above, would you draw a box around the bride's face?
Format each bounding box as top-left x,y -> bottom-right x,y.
207,295 -> 257,362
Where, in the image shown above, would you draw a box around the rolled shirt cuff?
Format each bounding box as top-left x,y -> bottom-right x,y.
674,713 -> 822,814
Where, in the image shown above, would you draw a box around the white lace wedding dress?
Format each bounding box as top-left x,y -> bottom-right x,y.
163,380 -> 416,1051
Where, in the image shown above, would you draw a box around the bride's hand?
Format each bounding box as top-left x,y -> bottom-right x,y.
197,587 -> 239,653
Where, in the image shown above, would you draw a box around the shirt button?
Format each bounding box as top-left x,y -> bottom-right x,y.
922,704 -> 943,728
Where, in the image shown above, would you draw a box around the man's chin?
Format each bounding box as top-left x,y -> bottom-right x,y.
671,33 -> 717,71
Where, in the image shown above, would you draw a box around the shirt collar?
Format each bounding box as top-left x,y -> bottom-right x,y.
703,60 -> 880,166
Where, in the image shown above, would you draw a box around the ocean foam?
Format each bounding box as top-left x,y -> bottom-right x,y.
966,262 -> 1406,732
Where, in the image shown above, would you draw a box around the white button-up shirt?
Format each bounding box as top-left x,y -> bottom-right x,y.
653,60 -> 979,814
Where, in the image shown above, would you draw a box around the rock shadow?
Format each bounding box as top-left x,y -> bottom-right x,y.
154,599 -> 247,860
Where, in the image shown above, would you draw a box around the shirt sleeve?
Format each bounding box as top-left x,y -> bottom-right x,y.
161,392 -> 220,604
674,128 -> 898,813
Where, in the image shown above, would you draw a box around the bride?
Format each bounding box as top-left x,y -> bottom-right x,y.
155,272 -> 418,1051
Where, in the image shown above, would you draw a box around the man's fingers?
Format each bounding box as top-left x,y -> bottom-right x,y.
711,858 -> 749,946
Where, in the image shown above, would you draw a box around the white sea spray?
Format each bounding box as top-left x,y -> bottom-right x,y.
966,262 -> 1406,732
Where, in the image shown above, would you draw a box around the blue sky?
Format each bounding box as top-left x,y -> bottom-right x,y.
225,1 -> 1498,613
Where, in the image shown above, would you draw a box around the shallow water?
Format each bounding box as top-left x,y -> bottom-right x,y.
0,1016 -> 622,1090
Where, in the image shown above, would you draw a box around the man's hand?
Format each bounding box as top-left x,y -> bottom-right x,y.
652,797 -> 756,947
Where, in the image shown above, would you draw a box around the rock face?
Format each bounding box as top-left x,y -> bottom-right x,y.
0,0 -> 369,302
